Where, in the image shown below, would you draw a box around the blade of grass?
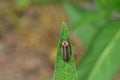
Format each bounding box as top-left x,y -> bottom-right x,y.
77,20 -> 120,80
15,0 -> 30,10
53,22 -> 77,80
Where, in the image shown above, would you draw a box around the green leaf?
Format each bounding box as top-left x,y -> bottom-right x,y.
95,0 -> 120,12
64,3 -> 107,46
77,20 -> 120,80
111,0 -> 120,12
15,0 -> 30,10
64,3 -> 107,30
95,0 -> 111,11
74,25 -> 97,47
33,0 -> 63,4
53,22 -> 77,80
63,3 -> 83,25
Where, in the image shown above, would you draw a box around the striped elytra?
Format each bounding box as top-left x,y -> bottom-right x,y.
61,41 -> 70,61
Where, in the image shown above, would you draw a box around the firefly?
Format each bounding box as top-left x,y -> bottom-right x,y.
61,40 -> 70,61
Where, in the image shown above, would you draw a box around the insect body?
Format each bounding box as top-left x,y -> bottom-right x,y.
61,41 -> 70,61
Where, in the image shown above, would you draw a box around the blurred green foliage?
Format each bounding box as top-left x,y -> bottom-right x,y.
77,20 -> 120,80
63,1 -> 120,80
64,3 -> 107,46
14,0 -> 120,80
62,0 -> 120,80
15,0 -> 30,10
95,0 -> 120,12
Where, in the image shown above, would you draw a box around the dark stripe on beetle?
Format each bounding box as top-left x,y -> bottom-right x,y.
62,46 -> 70,61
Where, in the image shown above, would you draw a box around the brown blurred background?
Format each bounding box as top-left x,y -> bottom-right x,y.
0,0 -> 85,80
0,0 -> 120,80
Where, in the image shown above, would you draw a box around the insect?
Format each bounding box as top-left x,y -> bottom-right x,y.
61,40 -> 70,61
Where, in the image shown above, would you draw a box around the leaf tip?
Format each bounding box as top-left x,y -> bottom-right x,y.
62,22 -> 67,27
60,22 -> 69,40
